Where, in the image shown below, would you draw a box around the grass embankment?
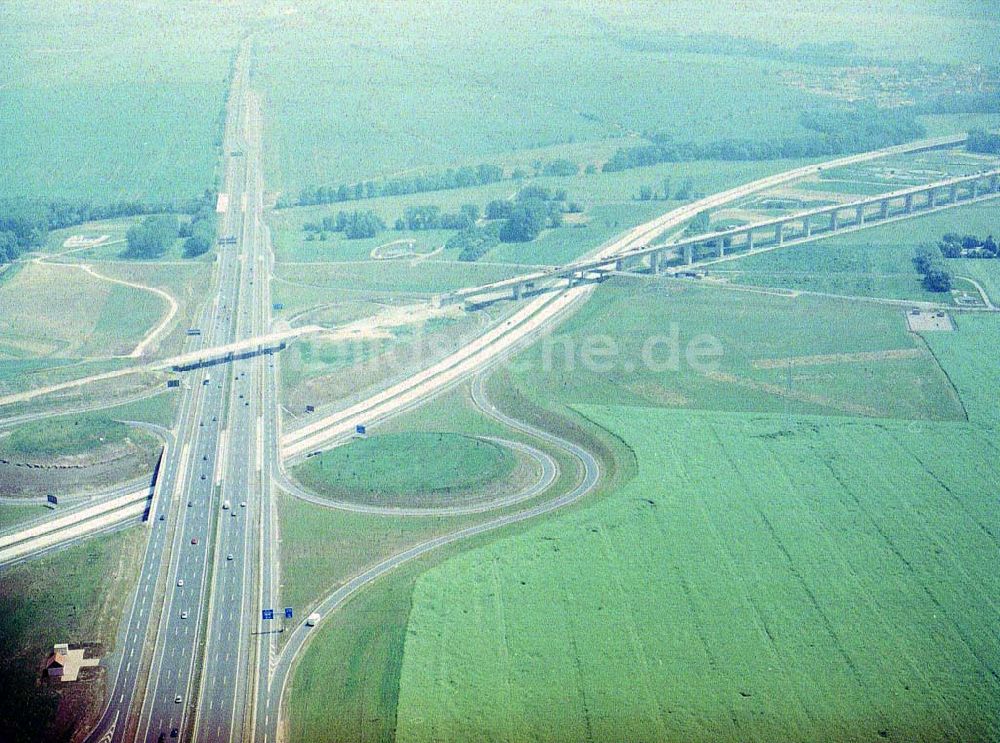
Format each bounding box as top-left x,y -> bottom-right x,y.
0,527 -> 147,743
0,413 -> 153,460
395,404 -> 1000,742
292,432 -> 516,508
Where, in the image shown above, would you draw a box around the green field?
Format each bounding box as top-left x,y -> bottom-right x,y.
395,404 -> 1000,742
714,200 -> 1000,302
503,279 -> 963,421
293,432 -> 516,507
256,3 -> 818,193
0,526 -> 147,743
0,0 -> 241,202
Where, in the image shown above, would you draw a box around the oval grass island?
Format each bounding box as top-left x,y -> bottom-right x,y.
290,431 -> 522,509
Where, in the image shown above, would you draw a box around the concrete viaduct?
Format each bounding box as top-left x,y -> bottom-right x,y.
439,167 -> 1000,307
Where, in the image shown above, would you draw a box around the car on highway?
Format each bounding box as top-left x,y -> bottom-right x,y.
174,695 -> 182,704
191,537 -> 199,545
226,553 -> 234,561
181,611 -> 188,619
187,501 -> 192,507
240,501 -> 246,508
159,514 -> 166,521
177,579 -> 184,587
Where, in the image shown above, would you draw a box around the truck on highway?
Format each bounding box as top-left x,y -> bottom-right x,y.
306,612 -> 321,627
222,500 -> 231,510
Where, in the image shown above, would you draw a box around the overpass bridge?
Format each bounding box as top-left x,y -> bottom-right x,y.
439,166 -> 1000,307
165,325 -> 321,372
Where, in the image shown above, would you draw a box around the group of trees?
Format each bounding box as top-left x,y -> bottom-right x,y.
938,232 -> 999,259
914,244 -> 953,292
0,201 -> 48,263
492,186 -> 571,243
637,177 -> 696,201
124,215 -> 180,259
394,204 -> 479,232
450,222 -> 501,262
967,129 -> 1000,155
179,199 -> 218,258
304,210 -> 385,240
603,105 -> 926,173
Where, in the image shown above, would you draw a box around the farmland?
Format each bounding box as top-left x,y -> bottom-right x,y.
254,2 -> 818,193
0,0 -> 242,203
502,279 -> 964,421
395,404 -> 1000,743
292,432 -> 517,507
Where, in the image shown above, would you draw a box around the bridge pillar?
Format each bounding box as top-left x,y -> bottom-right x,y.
513,283 -> 523,300
649,251 -> 660,274
615,258 -> 624,272
904,194 -> 914,213
971,180 -> 979,199
802,216 -> 812,237
830,210 -> 839,231
684,244 -> 694,265
716,237 -> 725,257
990,174 -> 999,193
927,188 -> 936,208
775,222 -> 784,245
880,199 -> 889,219
856,204 -> 865,226
746,230 -> 754,251
950,183 -> 959,203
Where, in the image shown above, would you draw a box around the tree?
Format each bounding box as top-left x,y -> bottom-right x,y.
499,202 -> 547,242
124,215 -> 179,259
661,177 -> 671,200
460,204 -> 479,224
542,159 -> 579,176
689,210 -> 711,234
638,185 -> 653,201
485,200 -> 513,220
0,231 -> 18,263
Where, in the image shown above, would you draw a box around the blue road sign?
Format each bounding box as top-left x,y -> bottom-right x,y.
284,607 -> 293,619
262,609 -> 274,620
356,424 -> 366,435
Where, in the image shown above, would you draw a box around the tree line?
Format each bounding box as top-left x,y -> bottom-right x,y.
0,192 -> 217,265
938,231 -> 998,259
602,105 -> 926,173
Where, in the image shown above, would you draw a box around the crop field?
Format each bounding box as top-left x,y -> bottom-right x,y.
254,1 -> 823,193
923,315 -> 1000,427
395,404 -> 1000,743
0,526 -> 147,743
0,0 -> 241,202
293,432 -> 517,507
503,279 -> 963,421
713,199 -> 1000,302
0,262 -> 166,362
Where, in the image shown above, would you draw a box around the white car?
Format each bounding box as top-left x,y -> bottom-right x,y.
174,695 -> 182,704
181,610 -> 188,619
226,554 -> 234,561
240,501 -> 246,508
176,579 -> 184,587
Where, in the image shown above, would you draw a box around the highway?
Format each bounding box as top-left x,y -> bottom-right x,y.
83,38 -> 257,743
